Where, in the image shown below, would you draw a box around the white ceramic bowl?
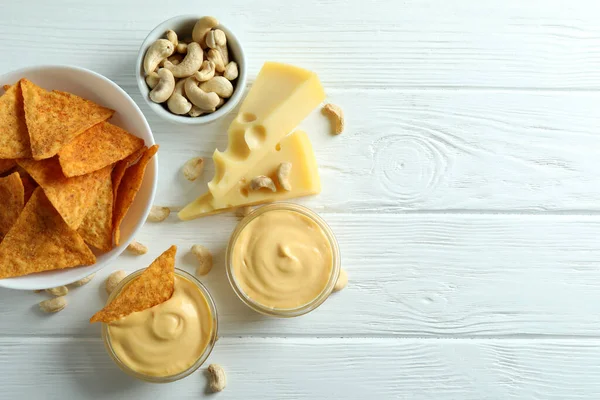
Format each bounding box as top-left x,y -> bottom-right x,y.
0,65 -> 157,290
136,15 -> 247,125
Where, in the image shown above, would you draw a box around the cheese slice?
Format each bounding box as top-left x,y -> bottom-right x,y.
207,62 -> 325,200
178,131 -> 320,220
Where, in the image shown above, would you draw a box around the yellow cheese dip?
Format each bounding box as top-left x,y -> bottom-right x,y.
232,209 -> 334,309
107,275 -> 214,377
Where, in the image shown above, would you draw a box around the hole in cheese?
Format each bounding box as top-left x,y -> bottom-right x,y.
239,113 -> 257,123
228,130 -> 251,160
245,125 -> 267,149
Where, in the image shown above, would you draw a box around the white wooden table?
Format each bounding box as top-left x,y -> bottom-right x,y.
2,0 -> 600,398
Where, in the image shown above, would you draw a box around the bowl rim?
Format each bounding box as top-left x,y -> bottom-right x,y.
136,14 -> 247,125
0,64 -> 157,290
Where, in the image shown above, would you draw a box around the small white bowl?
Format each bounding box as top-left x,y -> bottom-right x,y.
136,15 -> 247,125
0,65 -> 157,290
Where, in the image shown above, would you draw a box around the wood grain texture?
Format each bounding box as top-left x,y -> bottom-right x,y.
2,337 -> 600,399
1,0 -> 599,89
2,214 -> 600,337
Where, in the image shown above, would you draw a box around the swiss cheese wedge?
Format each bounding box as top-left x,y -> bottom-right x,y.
179,131 -> 320,220
207,62 -> 325,199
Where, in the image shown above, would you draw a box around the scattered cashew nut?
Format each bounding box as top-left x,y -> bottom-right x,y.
70,273 -> 95,287
163,42 -> 204,78
207,364 -> 226,393
223,61 -> 238,81
182,157 -> 205,181
192,16 -> 219,48
143,39 -> 175,75
149,68 -> 175,103
199,76 -> 233,98
333,269 -> 348,292
145,72 -> 160,89
127,240 -> 148,255
250,176 -> 276,192
106,270 -> 127,295
167,79 -> 193,115
277,162 -> 292,191
191,245 -> 213,276
194,60 -> 216,82
322,103 -> 344,135
148,206 -> 170,222
46,286 -> 68,297
184,77 -> 220,111
207,48 -> 225,73
166,29 -> 178,47
39,296 -> 67,313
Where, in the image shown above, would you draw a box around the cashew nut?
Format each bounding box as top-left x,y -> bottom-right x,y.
164,42 -> 204,78
126,240 -> 147,255
322,103 -> 344,135
277,162 -> 292,191
188,106 -> 205,117
148,205 -> 170,222
236,206 -> 253,218
161,53 -> 184,67
194,60 -> 216,82
46,286 -> 68,297
167,79 -> 193,115
176,42 -> 188,54
216,97 -> 225,108
191,245 -> 213,276
39,297 -> 67,313
182,157 -> 205,180
184,77 -> 220,111
69,273 -> 95,287
106,270 -> 127,295
249,176 -> 276,192
145,72 -> 160,89
223,61 -> 238,81
166,29 -> 178,47
149,68 -> 175,104
207,48 -> 225,73
207,364 -> 226,392
143,39 -> 175,75
206,29 -> 226,49
192,16 -> 219,48
199,76 -> 233,98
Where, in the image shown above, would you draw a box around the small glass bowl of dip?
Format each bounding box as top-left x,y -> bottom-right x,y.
226,203 -> 340,318
101,268 -> 218,383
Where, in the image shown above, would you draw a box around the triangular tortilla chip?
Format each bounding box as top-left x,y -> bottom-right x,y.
0,159 -> 16,175
2,85 -> 10,92
113,145 -> 158,245
77,166 -> 113,251
0,81 -> 31,158
20,79 -> 114,160
58,122 -> 145,177
18,170 -> 37,204
18,157 -> 106,230
90,245 -> 176,323
0,188 -> 96,279
0,172 -> 24,240
111,146 -> 146,203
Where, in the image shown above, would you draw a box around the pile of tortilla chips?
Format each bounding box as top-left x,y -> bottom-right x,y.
90,245 -> 176,323
0,79 -> 158,279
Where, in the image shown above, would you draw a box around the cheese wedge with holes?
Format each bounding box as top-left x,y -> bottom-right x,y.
207,62 -> 325,200
178,131 -> 320,220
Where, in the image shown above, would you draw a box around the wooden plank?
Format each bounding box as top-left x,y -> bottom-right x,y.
137,89 -> 600,211
0,0 -> 599,89
3,214 -> 600,337
1,336 -> 600,399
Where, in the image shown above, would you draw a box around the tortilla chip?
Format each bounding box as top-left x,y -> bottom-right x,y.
77,166 -> 113,251
0,159 -> 16,175
113,145 -> 158,245
18,157 -> 106,230
90,245 -> 176,323
0,188 -> 96,279
0,81 -> 31,158
17,170 -> 37,204
111,146 -> 146,200
2,85 -> 10,91
58,122 -> 145,177
20,79 -> 114,160
0,172 -> 24,240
